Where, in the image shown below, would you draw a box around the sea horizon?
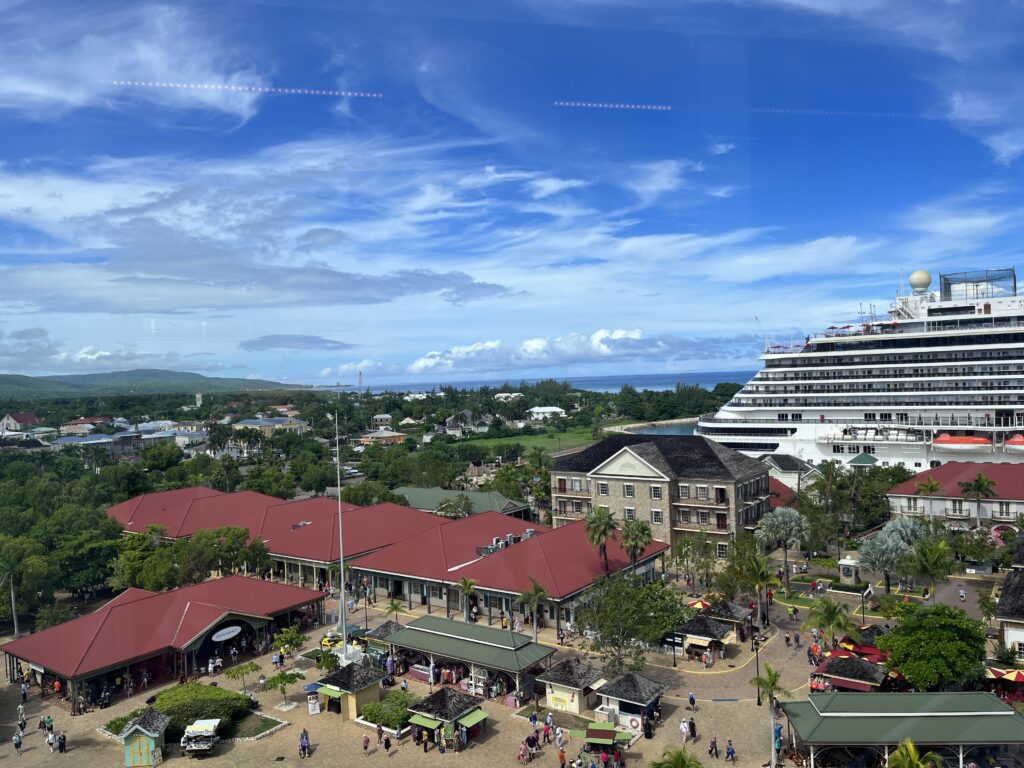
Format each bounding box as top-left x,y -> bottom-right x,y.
315,369 -> 756,395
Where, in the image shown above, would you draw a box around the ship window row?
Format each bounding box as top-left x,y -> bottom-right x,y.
767,347 -> 1024,369
741,381 -> 1024,395
810,331 -> 1024,354
696,425 -> 797,437
832,445 -> 876,454
729,394 -> 1024,407
756,364 -> 1024,382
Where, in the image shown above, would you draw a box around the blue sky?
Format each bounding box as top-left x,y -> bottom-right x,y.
1,0 -> 1023,386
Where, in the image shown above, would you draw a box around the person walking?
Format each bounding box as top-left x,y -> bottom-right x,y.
555,726 -> 563,749
688,692 -> 697,712
20,681 -> 27,703
530,711 -> 539,731
376,723 -> 384,745
688,717 -> 697,743
362,733 -> 370,756
558,747 -> 566,768
422,729 -> 430,753
12,732 -> 22,757
543,722 -> 551,744
725,740 -> 737,762
383,735 -> 391,757
45,715 -> 53,734
47,730 -> 56,754
679,718 -> 689,745
708,735 -> 718,758
17,702 -> 24,723
57,732 -> 66,754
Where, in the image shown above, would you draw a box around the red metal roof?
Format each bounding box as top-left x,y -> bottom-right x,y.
768,477 -> 795,510
354,518 -> 669,600
108,487 -> 225,535
349,512 -> 544,581
0,576 -> 324,679
7,412 -> 42,426
888,462 -> 1024,500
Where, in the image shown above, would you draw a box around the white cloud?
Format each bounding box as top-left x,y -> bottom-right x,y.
0,3 -> 265,120
707,185 -> 739,199
622,159 -> 703,205
708,142 -> 736,155
526,176 -> 589,198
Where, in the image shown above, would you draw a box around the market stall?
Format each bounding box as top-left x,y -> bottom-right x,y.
180,719 -> 220,758
408,687 -> 487,753
594,672 -> 666,732
118,708 -> 171,767
537,657 -> 605,715
315,663 -> 384,720
667,614 -> 732,663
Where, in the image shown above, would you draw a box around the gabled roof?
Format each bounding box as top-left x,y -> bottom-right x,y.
393,487 -> 529,515
454,520 -> 668,600
553,435 -> 765,480
107,487 -> 225,534
1,576 -> 324,679
318,662 -> 384,692
350,513 -> 542,581
889,462 -> 1020,500
704,600 -> 752,624
6,412 -> 42,426
597,672 -> 666,705
118,708 -> 171,740
819,655 -> 887,686
410,687 -> 483,722
768,477 -> 795,510
847,452 -> 878,467
537,657 -> 604,689
385,616 -> 553,673
759,454 -> 815,473
674,613 -> 730,641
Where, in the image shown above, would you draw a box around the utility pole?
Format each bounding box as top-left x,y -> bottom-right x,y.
334,412 -> 347,636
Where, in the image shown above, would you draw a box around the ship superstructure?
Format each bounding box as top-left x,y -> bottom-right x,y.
696,268 -> 1024,469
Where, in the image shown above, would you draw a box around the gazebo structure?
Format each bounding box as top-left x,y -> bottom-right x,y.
782,691 -> 1024,767
594,672 -> 667,732
536,657 -> 606,715
408,687 -> 487,752
119,708 -> 172,767
315,663 -> 384,719
364,620 -> 403,665
809,655 -> 888,693
668,613 -> 732,662
386,616 -> 554,704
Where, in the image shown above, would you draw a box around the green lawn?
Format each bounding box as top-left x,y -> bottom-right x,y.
223,712 -> 280,739
466,425 -> 628,454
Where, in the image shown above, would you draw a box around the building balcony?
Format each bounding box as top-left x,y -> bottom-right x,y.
672,497 -> 729,508
553,506 -> 590,520
944,507 -> 971,518
672,523 -> 731,535
553,487 -> 591,498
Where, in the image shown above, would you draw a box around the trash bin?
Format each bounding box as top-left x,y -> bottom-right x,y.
643,720 -> 653,740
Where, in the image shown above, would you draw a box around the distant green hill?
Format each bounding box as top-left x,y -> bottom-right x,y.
0,369 -> 291,398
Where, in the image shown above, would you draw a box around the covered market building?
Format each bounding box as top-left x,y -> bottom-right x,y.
314,663 -> 384,719
1,576 -> 325,706
536,657 -> 606,715
782,691 -> 1024,767
385,615 -> 554,705
668,613 -> 732,662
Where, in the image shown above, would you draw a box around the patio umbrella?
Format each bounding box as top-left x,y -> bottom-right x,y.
687,599 -> 711,610
985,667 -> 1006,680
1001,669 -> 1024,683
824,649 -> 856,659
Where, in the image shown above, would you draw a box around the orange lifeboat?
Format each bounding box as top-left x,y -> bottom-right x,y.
1005,435 -> 1024,453
932,434 -> 993,452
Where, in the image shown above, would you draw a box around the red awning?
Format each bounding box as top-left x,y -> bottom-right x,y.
828,678 -> 872,692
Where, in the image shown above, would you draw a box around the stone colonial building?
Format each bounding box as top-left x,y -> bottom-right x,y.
550,435 -> 770,558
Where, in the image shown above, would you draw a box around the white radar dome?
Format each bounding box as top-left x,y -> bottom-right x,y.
908,269 -> 932,293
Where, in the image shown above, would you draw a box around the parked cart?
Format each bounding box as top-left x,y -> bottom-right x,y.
180,719 -> 221,757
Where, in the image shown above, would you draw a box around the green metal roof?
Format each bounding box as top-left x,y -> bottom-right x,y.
393,487 -> 527,515
457,709 -> 488,728
384,615 -> 554,673
409,714 -> 442,730
782,692 -> 1024,746
847,452 -> 878,466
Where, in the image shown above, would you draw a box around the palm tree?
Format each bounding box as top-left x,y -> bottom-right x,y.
958,472 -> 998,523
859,534 -> 911,594
887,739 -> 943,768
742,551 -> 779,628
754,506 -> 809,590
749,662 -> 789,768
518,577 -> 549,642
386,598 -> 402,622
457,577 -> 477,622
621,519 -> 653,570
915,476 -> 942,533
586,507 -> 618,575
801,597 -> 859,645
649,746 -> 706,768
912,538 -> 953,602
0,536 -> 44,639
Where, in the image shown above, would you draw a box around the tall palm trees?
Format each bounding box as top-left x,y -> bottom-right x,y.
801,597 -> 859,645
457,577 -> 477,622
912,538 -> 953,602
958,472 -> 998,522
749,662 -> 789,768
586,507 -> 618,575
518,577 -> 549,642
915,476 -> 942,533
742,552 -> 779,628
621,520 -> 653,570
754,506 -> 809,590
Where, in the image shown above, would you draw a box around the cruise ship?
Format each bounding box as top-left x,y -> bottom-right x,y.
696,268 -> 1024,470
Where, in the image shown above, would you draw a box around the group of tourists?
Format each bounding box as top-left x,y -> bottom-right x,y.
11,707 -> 66,757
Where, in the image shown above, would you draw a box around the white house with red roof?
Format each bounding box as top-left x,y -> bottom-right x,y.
1,412 -> 42,432
888,462 -> 1023,532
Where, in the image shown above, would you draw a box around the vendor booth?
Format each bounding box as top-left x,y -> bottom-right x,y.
567,722 -> 634,750
118,708 -> 171,767
386,616 -> 554,706
408,687 -> 487,753
315,663 -> 384,720
669,614 -> 732,663
594,672 -> 666,732
364,620 -> 404,667
809,654 -> 887,694
537,657 -> 605,716
703,600 -> 753,642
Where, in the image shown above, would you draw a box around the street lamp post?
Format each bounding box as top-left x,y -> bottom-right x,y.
754,638 -> 762,707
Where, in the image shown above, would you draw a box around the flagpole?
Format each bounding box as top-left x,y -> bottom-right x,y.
334,412 -> 347,635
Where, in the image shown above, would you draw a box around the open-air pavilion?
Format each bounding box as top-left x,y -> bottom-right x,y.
782,691 -> 1024,767
385,615 -> 554,705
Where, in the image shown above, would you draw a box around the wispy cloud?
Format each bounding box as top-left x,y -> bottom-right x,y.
240,335 -> 353,352
526,176 -> 589,198
622,159 -> 702,205
708,141 -> 736,155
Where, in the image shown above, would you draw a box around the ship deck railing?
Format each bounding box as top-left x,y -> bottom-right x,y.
699,414 -> 1024,429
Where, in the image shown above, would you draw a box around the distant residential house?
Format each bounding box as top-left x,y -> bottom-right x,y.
888,461 -> 1024,531
494,392 -> 523,402
360,429 -> 408,446
403,393 -> 429,402
528,406 -> 566,421
0,439 -> 49,453
393,487 -> 532,520
372,414 -> 393,429
60,416 -> 110,436
232,417 -> 309,437
51,432 -> 141,457
399,417 -> 419,426
268,404 -> 294,413
1,412 -> 42,432
759,454 -> 820,490
60,423 -> 96,437
134,420 -> 178,434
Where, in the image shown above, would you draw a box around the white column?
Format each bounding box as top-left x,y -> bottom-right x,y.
959,744 -> 964,768
809,746 -> 815,768
884,745 -> 889,766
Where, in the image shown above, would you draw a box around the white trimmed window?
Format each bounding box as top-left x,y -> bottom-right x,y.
651,509 -> 663,524
999,502 -> 1012,517
676,509 -> 690,524
624,507 -> 636,521
571,477 -> 583,491
597,482 -> 609,496
623,484 -> 635,498
1017,642 -> 1024,662
571,500 -> 583,515
679,485 -> 690,498
650,485 -> 662,500
907,497 -> 918,511
716,543 -> 729,559
952,499 -> 964,514
696,486 -> 709,500
698,510 -> 710,525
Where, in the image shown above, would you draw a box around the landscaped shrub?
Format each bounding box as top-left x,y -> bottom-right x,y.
106,708 -> 144,735
829,581 -> 870,594
360,690 -> 420,730
154,683 -> 253,741
811,557 -> 839,569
